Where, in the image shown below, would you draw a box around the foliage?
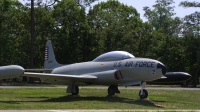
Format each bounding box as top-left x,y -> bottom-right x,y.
87,0 -> 142,56
179,1 -> 200,8
74,0 -> 98,7
52,0 -> 90,63
179,1 -> 200,86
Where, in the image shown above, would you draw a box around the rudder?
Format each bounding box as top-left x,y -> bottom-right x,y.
44,40 -> 61,69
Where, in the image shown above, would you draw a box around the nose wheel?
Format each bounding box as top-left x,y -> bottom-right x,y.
139,82 -> 148,99
139,89 -> 148,99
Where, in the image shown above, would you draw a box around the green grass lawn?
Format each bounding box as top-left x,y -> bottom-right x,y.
0,87 -> 199,109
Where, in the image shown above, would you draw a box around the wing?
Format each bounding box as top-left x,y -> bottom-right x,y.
123,81 -> 141,86
23,72 -> 97,81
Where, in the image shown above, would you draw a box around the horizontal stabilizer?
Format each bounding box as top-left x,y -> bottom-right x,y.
25,69 -> 53,72
23,72 -> 97,81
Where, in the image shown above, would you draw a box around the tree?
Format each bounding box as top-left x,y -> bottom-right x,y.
52,0 -> 90,63
143,0 -> 182,36
179,1 -> 200,8
183,13 -> 200,87
180,1 -> 200,87
142,0 -> 184,72
74,0 -> 98,7
0,0 -> 30,66
87,0 -> 142,57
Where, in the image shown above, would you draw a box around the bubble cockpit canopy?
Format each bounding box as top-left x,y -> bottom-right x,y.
93,51 -> 135,62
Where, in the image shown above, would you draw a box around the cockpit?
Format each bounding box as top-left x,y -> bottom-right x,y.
93,51 -> 135,62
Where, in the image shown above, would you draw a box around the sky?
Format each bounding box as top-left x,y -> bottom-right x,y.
91,0 -> 199,21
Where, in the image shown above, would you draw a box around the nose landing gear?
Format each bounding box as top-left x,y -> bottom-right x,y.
139,82 -> 148,99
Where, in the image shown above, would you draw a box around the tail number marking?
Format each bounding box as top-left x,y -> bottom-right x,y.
48,60 -> 53,63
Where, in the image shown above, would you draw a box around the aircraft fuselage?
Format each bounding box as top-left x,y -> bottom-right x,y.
41,58 -> 166,85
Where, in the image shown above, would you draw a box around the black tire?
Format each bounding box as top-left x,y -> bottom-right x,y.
113,85 -> 120,93
72,85 -> 79,95
108,85 -> 115,96
139,89 -> 148,99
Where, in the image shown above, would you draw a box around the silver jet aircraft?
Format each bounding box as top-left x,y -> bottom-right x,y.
24,40 -> 166,99
0,65 -> 24,79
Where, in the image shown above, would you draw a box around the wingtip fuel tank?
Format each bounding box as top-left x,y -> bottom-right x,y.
0,65 -> 24,79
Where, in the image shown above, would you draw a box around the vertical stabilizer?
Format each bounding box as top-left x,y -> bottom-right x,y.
44,40 -> 61,69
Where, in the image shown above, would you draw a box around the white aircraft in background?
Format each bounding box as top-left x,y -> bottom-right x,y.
24,40 -> 166,99
0,65 -> 24,79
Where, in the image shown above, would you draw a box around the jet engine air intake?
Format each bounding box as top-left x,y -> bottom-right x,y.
114,71 -> 123,80
157,63 -> 167,75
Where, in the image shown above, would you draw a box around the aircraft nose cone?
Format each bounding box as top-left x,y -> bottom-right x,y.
157,63 -> 167,75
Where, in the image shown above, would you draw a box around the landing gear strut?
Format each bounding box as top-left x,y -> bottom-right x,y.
108,85 -> 120,96
66,82 -> 79,95
72,85 -> 79,95
139,82 -> 148,99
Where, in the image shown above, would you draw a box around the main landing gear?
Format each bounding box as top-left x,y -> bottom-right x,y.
66,82 -> 79,95
139,82 -> 148,99
66,82 -> 148,99
72,85 -> 79,95
108,85 -> 120,96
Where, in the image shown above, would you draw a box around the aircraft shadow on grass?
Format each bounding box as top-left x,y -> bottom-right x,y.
44,95 -> 164,108
0,95 -> 163,108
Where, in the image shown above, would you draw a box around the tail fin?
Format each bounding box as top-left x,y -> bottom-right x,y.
44,40 -> 61,69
